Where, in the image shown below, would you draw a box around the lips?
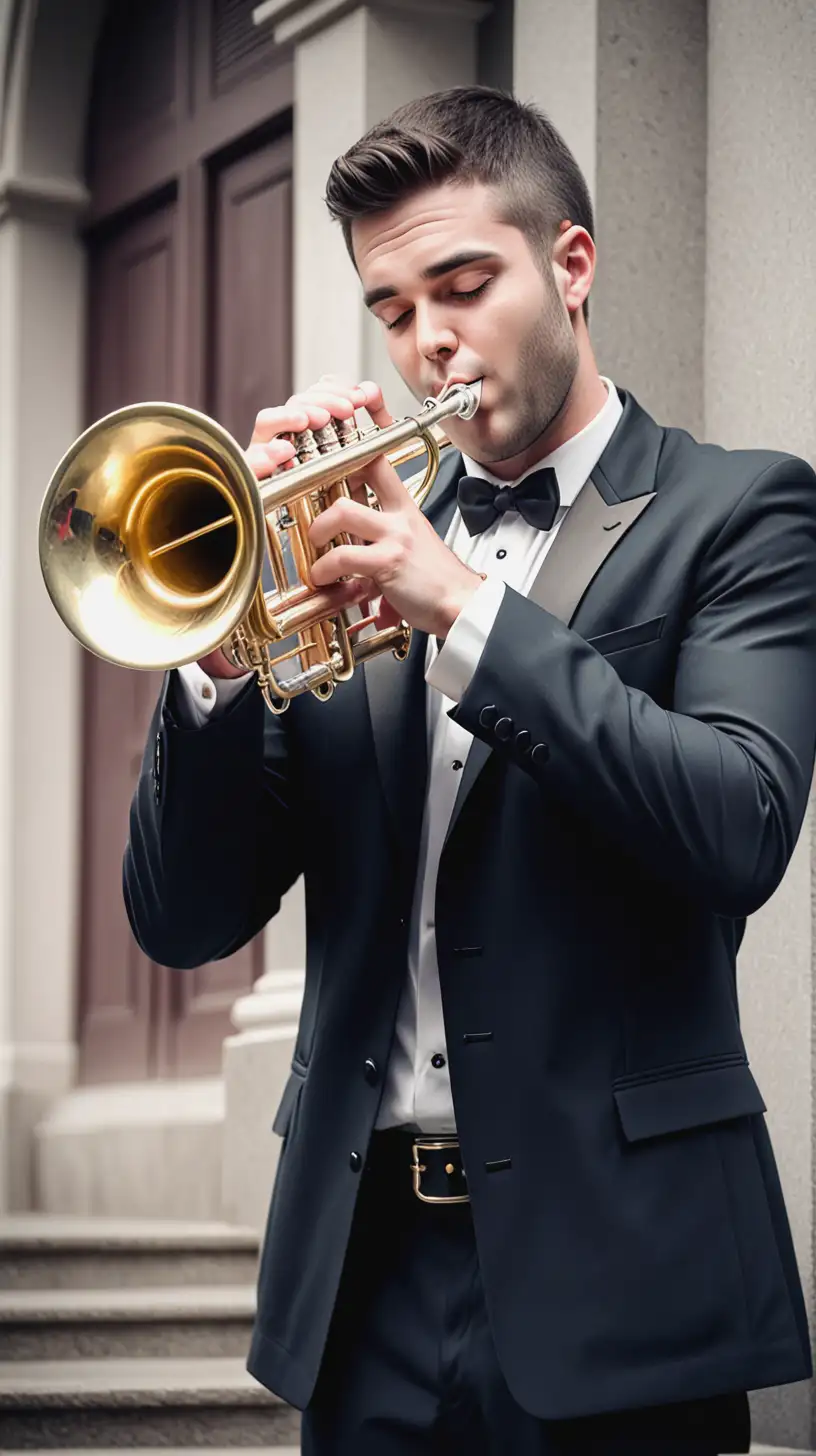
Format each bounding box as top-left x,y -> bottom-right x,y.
431,375 -> 484,397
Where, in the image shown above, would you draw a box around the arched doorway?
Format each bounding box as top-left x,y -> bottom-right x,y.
78,0 -> 294,1082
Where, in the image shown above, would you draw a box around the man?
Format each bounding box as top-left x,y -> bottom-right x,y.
124,87 -> 816,1453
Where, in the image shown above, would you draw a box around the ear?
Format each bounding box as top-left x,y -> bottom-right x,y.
552,222 -> 595,318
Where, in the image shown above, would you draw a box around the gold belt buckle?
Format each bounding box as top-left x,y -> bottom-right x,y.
411,1138 -> 470,1204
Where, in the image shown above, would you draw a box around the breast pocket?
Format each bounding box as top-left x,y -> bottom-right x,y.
585,614 -> 666,658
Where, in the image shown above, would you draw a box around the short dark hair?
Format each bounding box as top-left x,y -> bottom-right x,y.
324,86 -> 595,321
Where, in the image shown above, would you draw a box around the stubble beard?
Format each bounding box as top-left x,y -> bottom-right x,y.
478,287 -> 579,465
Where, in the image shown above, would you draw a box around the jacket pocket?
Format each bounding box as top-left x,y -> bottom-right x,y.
613,1057 -> 766,1142
272,1061 -> 307,1140
586,614 -> 666,657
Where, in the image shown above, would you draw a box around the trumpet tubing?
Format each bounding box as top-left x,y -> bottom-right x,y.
38,381 -> 482,710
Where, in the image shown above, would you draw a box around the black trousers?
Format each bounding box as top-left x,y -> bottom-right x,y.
301,1132 -> 751,1455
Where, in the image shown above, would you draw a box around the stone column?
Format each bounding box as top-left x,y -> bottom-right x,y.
706,3 -> 816,1449
517,1 -> 815,1446
222,0 -> 488,1232
0,0 -> 106,1211
255,0 -> 490,404
514,0 -> 707,437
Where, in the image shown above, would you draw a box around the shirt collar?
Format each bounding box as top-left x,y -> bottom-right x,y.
459,377 -> 622,509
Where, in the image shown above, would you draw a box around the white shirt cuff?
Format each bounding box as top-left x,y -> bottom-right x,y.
174,660 -> 253,728
425,577 -> 506,703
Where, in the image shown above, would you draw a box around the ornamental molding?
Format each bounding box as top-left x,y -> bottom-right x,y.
0,171 -> 89,226
254,0 -> 491,47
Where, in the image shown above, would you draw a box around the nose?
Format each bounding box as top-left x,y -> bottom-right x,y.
414,300 -> 458,364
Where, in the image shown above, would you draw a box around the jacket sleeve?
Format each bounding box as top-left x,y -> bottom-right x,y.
450,457 -> 816,917
123,673 -> 303,969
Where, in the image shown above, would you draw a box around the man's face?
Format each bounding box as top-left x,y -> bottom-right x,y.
353,180 -> 579,469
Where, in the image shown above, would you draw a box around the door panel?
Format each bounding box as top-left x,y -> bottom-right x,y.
81,203 -> 176,1082
168,134 -> 293,1075
211,135 -> 293,445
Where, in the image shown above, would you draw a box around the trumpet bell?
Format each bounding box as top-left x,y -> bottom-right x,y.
39,403 -> 265,671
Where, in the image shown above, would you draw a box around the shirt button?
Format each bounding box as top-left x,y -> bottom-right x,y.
496,548 -> 507,560
452,760 -> 463,771
202,684 -> 214,700
349,1151 -> 363,1173
431,1054 -> 447,1069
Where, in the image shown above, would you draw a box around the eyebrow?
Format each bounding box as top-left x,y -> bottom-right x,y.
363,250 -> 499,310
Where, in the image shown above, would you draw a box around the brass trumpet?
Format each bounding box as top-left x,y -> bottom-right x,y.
38,380 -> 482,711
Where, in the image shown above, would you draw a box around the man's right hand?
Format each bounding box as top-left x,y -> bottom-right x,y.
198,383 -> 375,679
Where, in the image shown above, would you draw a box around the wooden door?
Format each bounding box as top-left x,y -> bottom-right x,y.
80,206 -> 175,1082
79,0 -> 293,1083
167,135 -> 293,1077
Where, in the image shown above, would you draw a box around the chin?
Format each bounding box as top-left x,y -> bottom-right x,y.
463,409 -> 520,464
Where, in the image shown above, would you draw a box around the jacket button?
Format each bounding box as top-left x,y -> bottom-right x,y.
479,704 -> 498,729
349,1151 -> 363,1173
515,729 -> 532,753
531,742 -> 550,766
364,1058 -> 380,1085
494,716 -> 514,742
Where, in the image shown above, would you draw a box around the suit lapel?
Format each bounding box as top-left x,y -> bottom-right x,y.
445,390 -> 661,843
527,478 -> 655,622
363,447 -> 464,867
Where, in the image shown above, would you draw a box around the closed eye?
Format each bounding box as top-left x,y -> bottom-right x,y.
450,279 -> 493,303
383,277 -> 494,331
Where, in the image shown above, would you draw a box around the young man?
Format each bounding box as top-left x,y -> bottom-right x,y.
125,88 -> 816,1453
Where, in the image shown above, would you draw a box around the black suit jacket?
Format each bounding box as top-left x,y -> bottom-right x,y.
124,389 -> 816,1419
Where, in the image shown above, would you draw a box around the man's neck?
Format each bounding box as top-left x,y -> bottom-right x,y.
486,369 -> 609,482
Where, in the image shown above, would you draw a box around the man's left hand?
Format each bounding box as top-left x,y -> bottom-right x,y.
308,382 -> 483,640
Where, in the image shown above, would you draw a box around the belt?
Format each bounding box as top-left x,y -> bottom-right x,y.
409,1136 -> 469,1205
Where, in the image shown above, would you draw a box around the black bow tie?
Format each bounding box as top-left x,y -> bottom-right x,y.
457,467 -> 561,537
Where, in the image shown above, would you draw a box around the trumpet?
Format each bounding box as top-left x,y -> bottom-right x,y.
38,380 -> 482,711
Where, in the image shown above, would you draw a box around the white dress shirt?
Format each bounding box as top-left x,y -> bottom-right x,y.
174,380 -> 623,1132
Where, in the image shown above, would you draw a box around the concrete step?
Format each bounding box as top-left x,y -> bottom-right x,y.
0,1216 -> 259,1291
0,1357 -> 300,1448
0,1284 -> 256,1360
5,1446 -> 800,1456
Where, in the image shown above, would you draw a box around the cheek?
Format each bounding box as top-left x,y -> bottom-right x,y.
382,330 -> 422,392
477,280 -> 545,351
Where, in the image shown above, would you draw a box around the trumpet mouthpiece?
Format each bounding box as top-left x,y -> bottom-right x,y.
458,379 -> 483,418
425,378 -> 483,421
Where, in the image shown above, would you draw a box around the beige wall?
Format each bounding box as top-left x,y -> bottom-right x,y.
515,0 -> 707,436
705,1 -> 816,1446
594,0 -> 707,436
